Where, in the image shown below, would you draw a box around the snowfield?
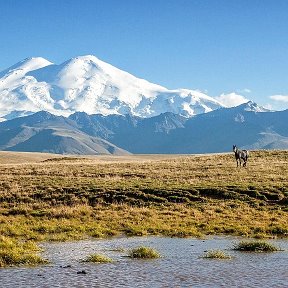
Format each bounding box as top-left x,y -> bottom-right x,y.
0,55 -> 226,120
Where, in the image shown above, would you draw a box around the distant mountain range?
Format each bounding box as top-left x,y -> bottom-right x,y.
0,55 -> 224,121
0,101 -> 287,154
0,55 -> 286,155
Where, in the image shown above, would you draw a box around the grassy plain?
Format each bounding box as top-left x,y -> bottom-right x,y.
0,150 -> 287,245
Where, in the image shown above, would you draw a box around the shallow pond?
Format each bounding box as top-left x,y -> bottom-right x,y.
0,236 -> 287,287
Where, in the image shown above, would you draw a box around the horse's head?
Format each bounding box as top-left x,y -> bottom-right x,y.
233,145 -> 237,152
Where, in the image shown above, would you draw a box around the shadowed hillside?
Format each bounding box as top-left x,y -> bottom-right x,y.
1,103 -> 288,154
0,111 -> 129,155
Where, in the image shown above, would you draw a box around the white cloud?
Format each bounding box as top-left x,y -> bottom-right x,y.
267,95 -> 288,111
269,95 -> 288,103
242,88 -> 251,93
215,92 -> 249,108
263,103 -> 274,110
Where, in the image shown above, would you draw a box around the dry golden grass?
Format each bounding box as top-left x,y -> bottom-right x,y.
0,150 -> 287,243
0,151 -> 63,164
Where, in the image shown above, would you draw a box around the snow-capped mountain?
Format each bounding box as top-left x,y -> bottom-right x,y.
0,55 -> 224,120
242,101 -> 270,113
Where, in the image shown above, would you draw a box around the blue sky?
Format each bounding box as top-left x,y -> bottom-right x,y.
1,0 -> 288,110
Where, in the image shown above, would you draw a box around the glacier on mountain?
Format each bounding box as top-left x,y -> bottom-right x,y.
0,55 -> 230,120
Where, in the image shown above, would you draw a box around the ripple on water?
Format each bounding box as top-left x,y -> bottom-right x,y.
0,237 -> 287,288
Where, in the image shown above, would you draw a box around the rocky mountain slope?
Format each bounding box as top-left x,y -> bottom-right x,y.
0,102 -> 287,154
0,111 -> 129,155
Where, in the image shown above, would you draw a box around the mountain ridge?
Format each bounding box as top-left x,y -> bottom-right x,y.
0,110 -> 130,155
0,103 -> 287,155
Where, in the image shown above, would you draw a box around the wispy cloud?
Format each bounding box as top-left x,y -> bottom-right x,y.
269,95 -> 288,102
237,88 -> 251,94
262,103 -> 274,110
265,94 -> 288,111
215,92 -> 249,107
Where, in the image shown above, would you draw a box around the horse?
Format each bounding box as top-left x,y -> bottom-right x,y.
233,145 -> 249,167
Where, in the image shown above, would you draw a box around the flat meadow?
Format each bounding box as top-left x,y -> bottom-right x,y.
0,150 -> 287,266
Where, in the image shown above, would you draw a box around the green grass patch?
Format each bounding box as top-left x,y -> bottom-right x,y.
233,241 -> 280,252
0,236 -> 49,267
128,246 -> 161,259
202,249 -> 232,259
82,253 -> 114,263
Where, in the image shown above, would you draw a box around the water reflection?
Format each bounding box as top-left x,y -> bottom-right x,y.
0,236 -> 287,287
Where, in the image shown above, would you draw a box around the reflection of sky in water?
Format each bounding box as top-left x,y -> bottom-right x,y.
0,236 -> 287,288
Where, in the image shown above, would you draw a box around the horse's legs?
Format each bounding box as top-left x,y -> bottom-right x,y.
242,156 -> 248,167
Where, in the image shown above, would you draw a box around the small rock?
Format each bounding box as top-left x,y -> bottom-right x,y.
77,270 -> 87,275
60,265 -> 72,268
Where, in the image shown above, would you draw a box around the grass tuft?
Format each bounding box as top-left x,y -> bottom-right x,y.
202,249 -> 232,259
128,246 -> 161,259
82,254 -> 114,263
233,241 -> 280,252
